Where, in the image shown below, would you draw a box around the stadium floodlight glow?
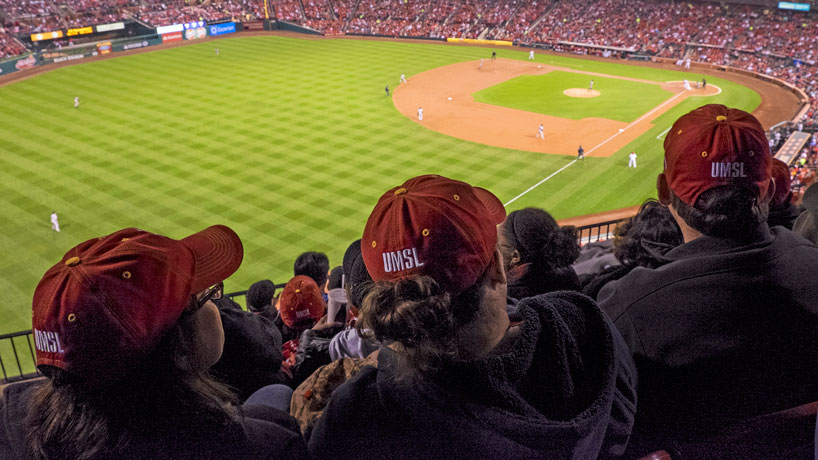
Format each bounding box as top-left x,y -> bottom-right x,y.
778,1 -> 810,11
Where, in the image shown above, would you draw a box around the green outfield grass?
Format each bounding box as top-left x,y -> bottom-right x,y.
0,36 -> 760,345
473,71 -> 673,122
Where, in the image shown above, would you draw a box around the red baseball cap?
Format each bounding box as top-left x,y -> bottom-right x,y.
32,225 -> 243,389
663,104 -> 772,206
279,275 -> 325,328
362,174 -> 506,294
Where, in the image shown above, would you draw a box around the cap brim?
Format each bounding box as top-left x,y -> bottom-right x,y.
474,186 -> 506,225
181,225 -> 244,293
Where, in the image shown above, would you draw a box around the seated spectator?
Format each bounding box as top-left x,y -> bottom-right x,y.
583,200 -> 683,300
293,251 -> 330,298
598,105 -> 818,453
5,226 -> 307,460
767,158 -> 803,229
210,296 -> 285,402
794,182 -> 818,244
328,239 -> 379,360
246,279 -> 278,320
277,275 -> 327,383
497,207 -> 581,299
309,174 -> 637,459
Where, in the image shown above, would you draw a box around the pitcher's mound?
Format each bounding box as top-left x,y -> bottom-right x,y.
564,88 -> 600,98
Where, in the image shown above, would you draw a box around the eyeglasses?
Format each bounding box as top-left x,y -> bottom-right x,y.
193,281 -> 223,310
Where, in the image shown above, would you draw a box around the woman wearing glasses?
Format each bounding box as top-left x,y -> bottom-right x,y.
1,226 -> 307,460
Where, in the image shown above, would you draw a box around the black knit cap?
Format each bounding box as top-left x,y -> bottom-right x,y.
342,239 -> 373,308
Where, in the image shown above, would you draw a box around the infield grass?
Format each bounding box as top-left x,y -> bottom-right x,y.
0,36 -> 760,351
473,71 -> 673,122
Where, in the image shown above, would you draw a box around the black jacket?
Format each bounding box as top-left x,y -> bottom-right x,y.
211,297 -> 284,401
598,224 -> 818,444
309,291 -> 637,460
290,325 -> 344,388
506,263 -> 582,300
0,379 -> 308,460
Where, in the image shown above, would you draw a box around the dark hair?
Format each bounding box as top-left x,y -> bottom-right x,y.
328,266 -> 344,290
246,279 -> 276,313
502,208 -> 580,270
358,273 -> 487,379
293,251 -> 330,288
614,200 -> 683,268
671,185 -> 768,238
25,309 -> 238,460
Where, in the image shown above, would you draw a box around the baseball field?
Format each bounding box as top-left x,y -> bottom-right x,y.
0,34 -> 769,340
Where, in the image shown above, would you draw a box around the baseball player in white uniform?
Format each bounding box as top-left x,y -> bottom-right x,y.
50,211 -> 60,232
73,97 -> 79,108
400,74 -> 408,84
528,50 -> 535,60
683,79 -> 691,91
417,107 -> 423,121
588,80 -> 594,92
684,58 -> 691,70
628,151 -> 637,168
536,124 -> 544,139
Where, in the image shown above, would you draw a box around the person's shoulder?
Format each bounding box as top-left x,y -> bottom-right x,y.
238,406 -> 309,460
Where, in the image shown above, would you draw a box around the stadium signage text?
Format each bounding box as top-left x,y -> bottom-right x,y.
209,22 -> 237,36
123,40 -> 150,50
162,31 -> 184,43
778,1 -> 810,10
185,27 -> 207,40
67,26 -> 94,37
53,54 -> 87,63
30,30 -> 63,42
156,24 -> 184,35
96,22 -> 125,32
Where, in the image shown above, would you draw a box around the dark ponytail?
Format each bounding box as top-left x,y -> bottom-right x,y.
504,208 -> 580,271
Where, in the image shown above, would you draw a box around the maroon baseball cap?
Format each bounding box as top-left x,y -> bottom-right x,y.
362,174 -> 506,294
279,275 -> 325,328
32,225 -> 243,389
663,104 -> 772,205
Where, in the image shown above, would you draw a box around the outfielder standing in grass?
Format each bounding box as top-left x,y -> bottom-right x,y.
73,97 -> 79,108
50,211 -> 60,232
628,151 -> 637,168
385,85 -> 389,96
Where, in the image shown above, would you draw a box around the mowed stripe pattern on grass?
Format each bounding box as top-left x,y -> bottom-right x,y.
0,37 -> 759,337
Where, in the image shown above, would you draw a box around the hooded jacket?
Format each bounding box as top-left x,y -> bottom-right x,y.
308,291 -> 637,460
506,263 -> 582,300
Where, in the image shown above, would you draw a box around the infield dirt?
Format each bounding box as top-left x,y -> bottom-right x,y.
392,58 -> 721,157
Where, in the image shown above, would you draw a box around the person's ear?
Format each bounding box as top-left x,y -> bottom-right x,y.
657,173 -> 671,206
487,248 -> 507,287
509,249 -> 522,269
761,178 -> 775,205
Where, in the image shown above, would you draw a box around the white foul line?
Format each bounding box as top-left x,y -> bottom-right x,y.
656,127 -> 671,140
504,89 -> 687,207
504,160 -> 577,207
585,90 -> 686,156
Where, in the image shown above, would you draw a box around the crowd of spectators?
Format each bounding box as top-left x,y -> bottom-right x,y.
3,105 -> 818,459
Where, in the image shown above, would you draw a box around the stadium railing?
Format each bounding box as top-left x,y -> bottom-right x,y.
575,218 -> 625,246
0,330 -> 39,384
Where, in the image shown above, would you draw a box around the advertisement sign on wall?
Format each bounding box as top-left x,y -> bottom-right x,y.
185,27 -> 207,40
96,22 -> 125,33
156,24 -> 184,35
30,31 -> 63,42
66,26 -> 94,37
161,31 -> 183,43
208,22 -> 236,36
778,1 -> 810,10
97,42 -> 112,55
